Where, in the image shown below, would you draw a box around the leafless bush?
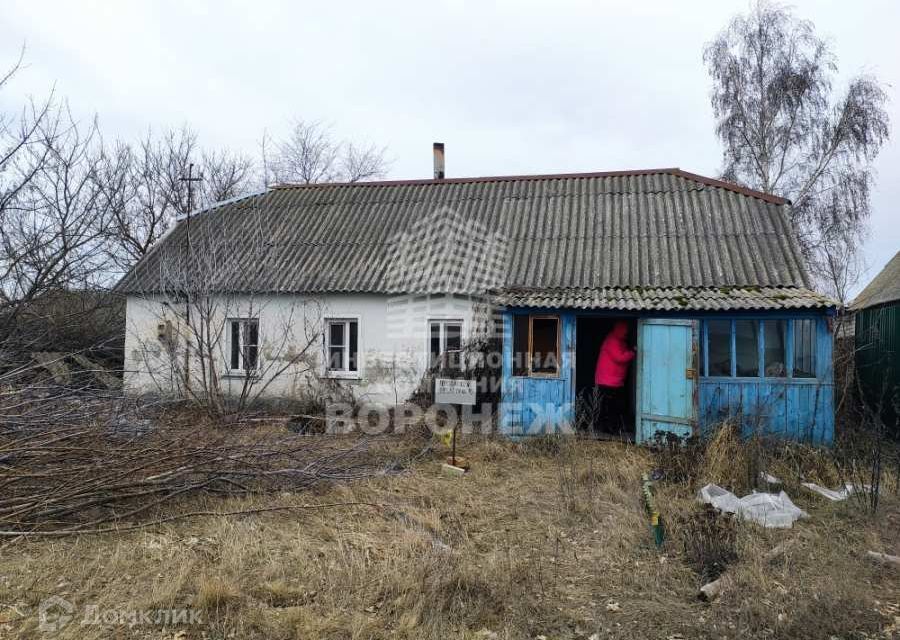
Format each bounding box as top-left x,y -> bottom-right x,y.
676,506 -> 739,582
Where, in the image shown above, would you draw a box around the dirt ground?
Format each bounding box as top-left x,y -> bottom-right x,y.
1,435 -> 898,639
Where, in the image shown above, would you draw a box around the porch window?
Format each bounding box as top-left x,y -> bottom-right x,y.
228,318 -> 259,372
763,320 -> 787,377
793,319 -> 816,378
511,314 -> 560,377
700,318 -> 818,380
707,320 -> 732,377
429,319 -> 463,370
325,319 -> 359,374
735,320 -> 759,377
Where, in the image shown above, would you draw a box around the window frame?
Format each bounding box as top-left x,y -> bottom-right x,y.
700,317 -> 818,381
226,317 -> 260,375
511,313 -> 562,379
324,317 -> 361,379
792,318 -> 817,379
427,318 -> 465,371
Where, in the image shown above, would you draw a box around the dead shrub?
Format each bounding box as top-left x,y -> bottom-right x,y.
651,431 -> 706,484
700,421 -> 768,495
675,506 -> 739,582
194,575 -> 241,611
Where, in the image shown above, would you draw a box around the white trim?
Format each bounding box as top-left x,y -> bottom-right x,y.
225,317 -> 260,374
426,317 -> 465,369
174,189 -> 268,222
323,316 -> 362,379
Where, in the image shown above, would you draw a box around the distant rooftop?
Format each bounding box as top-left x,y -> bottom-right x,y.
852,250 -> 900,310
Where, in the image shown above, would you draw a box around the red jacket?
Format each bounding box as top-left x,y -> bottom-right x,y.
594,321 -> 635,387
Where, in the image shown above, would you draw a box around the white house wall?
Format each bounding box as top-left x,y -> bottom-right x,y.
124,292 -> 488,406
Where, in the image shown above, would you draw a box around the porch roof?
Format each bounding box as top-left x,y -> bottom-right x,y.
493,286 -> 836,312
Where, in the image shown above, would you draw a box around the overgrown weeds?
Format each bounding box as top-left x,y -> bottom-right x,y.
0,437 -> 896,639
675,505 -> 739,581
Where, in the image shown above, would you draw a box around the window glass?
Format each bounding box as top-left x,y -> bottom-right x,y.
445,323 -> 462,351
793,319 -> 816,378
707,320 -> 732,376
327,321 -> 345,371
229,319 -> 259,371
348,320 -> 358,372
445,322 -> 462,370
244,320 -> 259,370
428,320 -> 463,370
531,317 -> 559,375
230,321 -> 241,370
429,322 -> 441,368
513,315 -> 529,376
735,320 -> 759,376
763,320 -> 786,377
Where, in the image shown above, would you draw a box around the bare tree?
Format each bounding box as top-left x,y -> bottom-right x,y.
0,48 -> 55,220
703,1 -> 890,302
98,126 -> 255,273
0,51 -> 131,365
127,194 -> 326,417
267,119 -> 388,185
1,96 -> 115,349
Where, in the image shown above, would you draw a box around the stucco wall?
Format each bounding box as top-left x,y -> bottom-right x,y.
124,292 -> 487,406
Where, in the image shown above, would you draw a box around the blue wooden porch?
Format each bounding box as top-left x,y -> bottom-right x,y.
499,308 -> 835,444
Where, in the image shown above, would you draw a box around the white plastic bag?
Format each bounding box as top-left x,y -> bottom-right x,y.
698,483 -> 808,529
801,482 -> 867,502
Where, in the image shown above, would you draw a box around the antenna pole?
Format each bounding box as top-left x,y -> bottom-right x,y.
180,162 -> 203,391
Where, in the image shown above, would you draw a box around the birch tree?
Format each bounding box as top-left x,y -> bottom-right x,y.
704,1 -> 890,302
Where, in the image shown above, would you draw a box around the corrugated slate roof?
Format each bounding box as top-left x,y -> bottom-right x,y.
851,250 -> 900,310
493,286 -> 835,311
116,168 -> 812,300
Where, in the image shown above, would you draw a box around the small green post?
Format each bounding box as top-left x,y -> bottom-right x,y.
641,473 -> 665,548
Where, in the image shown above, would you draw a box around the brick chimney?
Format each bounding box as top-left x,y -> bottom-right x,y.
433,142 -> 445,180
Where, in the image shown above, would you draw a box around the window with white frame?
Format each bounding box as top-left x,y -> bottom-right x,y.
325,318 -> 359,374
429,319 -> 463,370
228,318 -> 259,372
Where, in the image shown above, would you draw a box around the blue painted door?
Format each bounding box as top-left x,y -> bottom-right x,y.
637,319 -> 698,443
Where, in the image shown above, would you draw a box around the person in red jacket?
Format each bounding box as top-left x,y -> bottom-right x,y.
592,321 -> 635,432
595,320 -> 635,387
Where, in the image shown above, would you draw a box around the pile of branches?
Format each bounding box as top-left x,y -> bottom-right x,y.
0,390 -> 409,537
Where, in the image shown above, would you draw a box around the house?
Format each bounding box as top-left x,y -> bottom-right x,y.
851,250 -> 900,432
116,148 -> 836,442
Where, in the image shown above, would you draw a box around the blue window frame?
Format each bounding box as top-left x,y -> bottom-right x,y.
700,318 -> 817,380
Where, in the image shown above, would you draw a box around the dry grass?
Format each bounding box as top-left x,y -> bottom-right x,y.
0,435 -> 897,639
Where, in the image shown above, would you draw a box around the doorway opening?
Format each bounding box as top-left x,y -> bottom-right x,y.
575,316 -> 637,439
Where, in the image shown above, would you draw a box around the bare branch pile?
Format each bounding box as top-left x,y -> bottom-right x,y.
0,392 -> 407,537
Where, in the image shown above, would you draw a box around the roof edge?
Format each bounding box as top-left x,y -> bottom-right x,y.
669,169 -> 789,206
271,167 -> 788,205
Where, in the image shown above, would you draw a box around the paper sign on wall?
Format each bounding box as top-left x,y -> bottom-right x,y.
434,378 -> 477,405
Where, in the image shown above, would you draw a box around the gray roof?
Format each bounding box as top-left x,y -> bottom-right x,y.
852,250 -> 900,310
117,168 -> 814,303
495,286 -> 834,311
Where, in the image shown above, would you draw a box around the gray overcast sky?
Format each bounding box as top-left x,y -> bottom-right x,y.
2,1 -> 897,296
